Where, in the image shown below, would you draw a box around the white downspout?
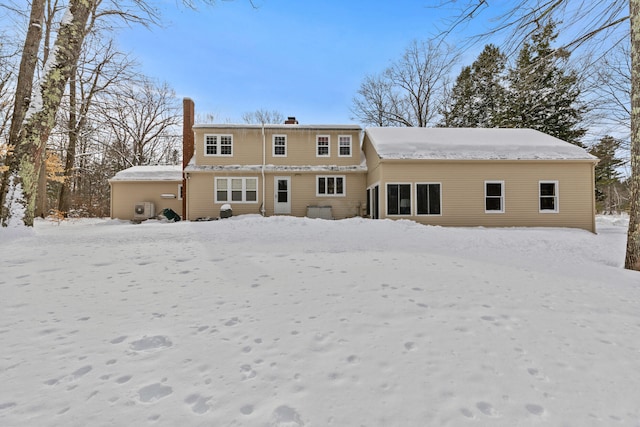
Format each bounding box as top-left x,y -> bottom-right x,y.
261,123 -> 266,216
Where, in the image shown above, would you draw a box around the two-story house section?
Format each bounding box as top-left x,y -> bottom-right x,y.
183,101 -> 367,220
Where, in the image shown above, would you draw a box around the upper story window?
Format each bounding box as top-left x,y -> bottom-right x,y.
316,135 -> 330,157
539,181 -> 559,212
273,135 -> 287,157
205,134 -> 233,156
338,135 -> 352,157
485,181 -> 504,213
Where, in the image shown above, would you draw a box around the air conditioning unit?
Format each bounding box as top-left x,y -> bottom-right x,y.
133,202 -> 155,220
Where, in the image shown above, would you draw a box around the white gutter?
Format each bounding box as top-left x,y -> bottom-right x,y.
261,123 -> 266,216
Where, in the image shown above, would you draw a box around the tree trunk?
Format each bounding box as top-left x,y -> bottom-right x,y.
0,0 -> 45,225
626,0 -> 640,270
58,68 -> 78,214
0,0 -> 95,227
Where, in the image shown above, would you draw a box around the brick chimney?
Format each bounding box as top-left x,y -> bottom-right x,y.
182,98 -> 195,219
183,98 -> 195,168
284,116 -> 298,125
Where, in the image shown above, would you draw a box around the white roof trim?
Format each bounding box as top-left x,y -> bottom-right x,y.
185,164 -> 367,173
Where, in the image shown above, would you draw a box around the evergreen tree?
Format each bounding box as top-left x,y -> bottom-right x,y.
589,135 -> 625,213
440,44 -> 506,127
504,21 -> 586,145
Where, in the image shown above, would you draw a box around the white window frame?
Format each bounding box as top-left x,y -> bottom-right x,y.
416,182 -> 442,216
215,177 -> 258,203
273,135 -> 287,157
316,135 -> 330,157
316,175 -> 346,197
338,135 -> 352,157
539,181 -> 559,213
204,134 -> 233,157
387,182 -> 412,216
484,181 -> 505,213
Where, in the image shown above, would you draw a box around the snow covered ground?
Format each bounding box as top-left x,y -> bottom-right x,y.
1,215 -> 638,426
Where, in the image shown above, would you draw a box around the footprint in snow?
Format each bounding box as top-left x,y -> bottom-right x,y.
110,335 -> 127,344
129,335 -> 172,351
240,364 -> 257,380
525,404 -> 545,416
460,407 -> 474,418
476,401 -> 499,417
115,375 -> 132,384
138,383 -> 173,403
184,393 -> 211,414
271,405 -> 304,426
0,402 -> 16,411
240,404 -> 254,415
404,342 -> 416,351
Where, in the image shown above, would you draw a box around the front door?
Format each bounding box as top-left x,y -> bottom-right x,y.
274,176 -> 291,214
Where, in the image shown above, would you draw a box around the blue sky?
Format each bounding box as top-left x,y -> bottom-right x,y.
116,0 -> 492,124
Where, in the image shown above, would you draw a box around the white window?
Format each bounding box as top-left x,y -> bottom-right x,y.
387,183 -> 411,215
205,134 -> 233,156
338,135 -> 352,157
316,135 -> 330,157
317,176 -> 345,196
416,183 -> 441,215
539,181 -> 559,212
485,181 -> 504,213
273,135 -> 287,157
215,177 -> 258,203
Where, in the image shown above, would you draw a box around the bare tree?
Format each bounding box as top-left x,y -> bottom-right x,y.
589,43 -> 631,141
0,0 -> 166,226
242,109 -> 285,124
57,37 -> 136,214
351,74 -> 398,127
351,40 -> 459,127
98,77 -> 180,170
0,0 -> 95,227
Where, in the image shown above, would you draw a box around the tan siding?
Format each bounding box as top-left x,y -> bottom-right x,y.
376,161 -> 595,231
283,172 -> 367,218
362,137 -> 381,187
186,170 -> 366,220
186,172 -> 264,220
194,127 -> 362,167
110,181 -> 182,220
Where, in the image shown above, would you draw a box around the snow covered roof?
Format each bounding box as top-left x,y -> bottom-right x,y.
108,165 -> 182,182
365,127 -> 598,161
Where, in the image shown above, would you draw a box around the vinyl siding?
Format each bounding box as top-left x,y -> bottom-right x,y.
376,160 -> 596,231
186,171 -> 367,220
193,127 -> 362,167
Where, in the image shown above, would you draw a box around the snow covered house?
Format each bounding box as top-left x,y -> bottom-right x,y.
109,98 -> 598,232
363,127 -> 598,232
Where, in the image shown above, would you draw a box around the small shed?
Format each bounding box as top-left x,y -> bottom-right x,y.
108,165 -> 183,220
